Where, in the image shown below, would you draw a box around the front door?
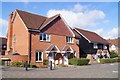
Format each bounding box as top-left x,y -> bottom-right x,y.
63,53 -> 68,65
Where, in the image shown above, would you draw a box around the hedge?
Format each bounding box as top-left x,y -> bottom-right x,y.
100,58 -> 120,64
110,51 -> 118,58
77,58 -> 90,65
10,62 -> 25,67
10,62 -> 37,68
69,58 -> 90,66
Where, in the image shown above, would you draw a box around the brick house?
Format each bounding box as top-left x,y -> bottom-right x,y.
73,28 -> 109,58
0,37 -> 7,55
107,38 -> 120,53
6,9 -> 79,67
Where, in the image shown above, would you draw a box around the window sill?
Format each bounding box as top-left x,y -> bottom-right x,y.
40,40 -> 50,43
36,61 -> 43,63
66,42 -> 74,44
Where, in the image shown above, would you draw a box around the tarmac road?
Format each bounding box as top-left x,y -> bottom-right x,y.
1,63 -> 119,78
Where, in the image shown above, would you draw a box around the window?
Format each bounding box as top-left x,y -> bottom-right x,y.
40,33 -> 50,41
13,34 -> 16,43
66,36 -> 73,43
103,45 -> 107,49
93,43 -> 98,49
36,51 -> 43,62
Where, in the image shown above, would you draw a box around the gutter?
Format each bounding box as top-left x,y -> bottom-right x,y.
28,31 -> 32,65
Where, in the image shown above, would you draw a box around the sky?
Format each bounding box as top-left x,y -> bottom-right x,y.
0,2 -> 119,39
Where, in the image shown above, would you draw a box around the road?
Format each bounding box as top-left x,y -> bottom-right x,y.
1,63 -> 119,78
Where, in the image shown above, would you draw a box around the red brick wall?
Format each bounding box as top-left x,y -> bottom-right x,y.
31,33 -> 79,67
7,11 -> 29,56
1,55 -> 28,62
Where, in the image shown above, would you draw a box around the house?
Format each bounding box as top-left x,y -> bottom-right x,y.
107,38 -> 120,53
0,37 -> 7,55
73,28 -> 109,59
5,9 -> 80,67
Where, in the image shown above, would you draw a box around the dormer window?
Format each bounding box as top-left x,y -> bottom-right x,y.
40,33 -> 50,41
66,36 -> 73,43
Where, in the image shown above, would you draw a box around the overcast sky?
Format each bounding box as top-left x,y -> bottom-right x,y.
0,2 -> 119,39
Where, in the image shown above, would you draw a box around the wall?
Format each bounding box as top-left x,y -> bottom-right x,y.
7,12 -> 29,56
30,32 -> 79,67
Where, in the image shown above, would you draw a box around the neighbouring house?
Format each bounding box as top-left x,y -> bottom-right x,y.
5,9 -> 80,67
107,38 -> 120,53
73,28 -> 109,61
0,37 -> 7,55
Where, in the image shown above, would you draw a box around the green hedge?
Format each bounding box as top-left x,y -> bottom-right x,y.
69,58 -> 90,66
10,62 -> 25,67
100,58 -> 120,64
77,58 -> 90,65
10,62 -> 37,68
110,51 -> 118,58
69,58 -> 77,65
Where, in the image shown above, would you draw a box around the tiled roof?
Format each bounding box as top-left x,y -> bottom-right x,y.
15,10 -> 74,36
46,44 -> 60,52
107,39 -> 120,46
16,9 -> 58,30
16,9 -> 47,29
0,37 -> 7,44
62,45 -> 74,52
75,28 -> 108,44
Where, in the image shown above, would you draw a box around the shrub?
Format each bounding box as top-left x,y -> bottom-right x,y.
110,51 -> 118,58
77,58 -> 90,66
100,58 -> 120,64
29,63 -> 37,68
10,62 -> 25,67
43,59 -> 48,65
69,58 -> 90,66
69,58 -> 77,65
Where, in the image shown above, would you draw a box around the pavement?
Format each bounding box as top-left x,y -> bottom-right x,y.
1,63 -> 119,78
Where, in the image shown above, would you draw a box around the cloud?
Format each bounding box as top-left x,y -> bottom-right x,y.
94,27 -> 118,39
103,20 -> 110,25
73,4 -> 88,12
47,4 -> 105,29
0,18 -> 8,37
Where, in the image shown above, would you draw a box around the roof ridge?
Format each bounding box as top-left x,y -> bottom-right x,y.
16,9 -> 47,18
75,27 -> 96,34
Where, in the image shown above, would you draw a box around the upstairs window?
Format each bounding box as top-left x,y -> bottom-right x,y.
66,36 -> 73,43
40,33 -> 50,41
93,43 -> 98,49
13,34 -> 16,43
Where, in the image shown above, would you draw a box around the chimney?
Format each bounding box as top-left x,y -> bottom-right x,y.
7,12 -> 14,54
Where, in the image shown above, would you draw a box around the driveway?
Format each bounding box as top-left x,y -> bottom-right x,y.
1,63 -> 119,78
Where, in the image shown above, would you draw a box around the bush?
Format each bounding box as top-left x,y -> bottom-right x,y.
10,62 -> 37,68
10,62 -> 25,67
77,58 -> 90,66
43,59 -> 48,65
110,51 -> 118,58
100,58 -> 120,64
29,63 -> 37,68
69,58 -> 77,65
69,58 -> 90,66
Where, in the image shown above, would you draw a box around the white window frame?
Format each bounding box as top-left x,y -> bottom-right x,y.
40,33 -> 50,42
103,45 -> 107,49
93,43 -> 98,49
66,36 -> 73,43
13,34 -> 16,43
36,51 -> 43,62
